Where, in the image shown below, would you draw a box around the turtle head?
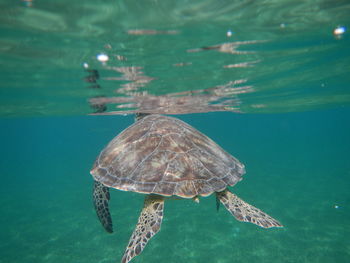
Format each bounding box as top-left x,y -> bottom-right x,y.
135,112 -> 151,121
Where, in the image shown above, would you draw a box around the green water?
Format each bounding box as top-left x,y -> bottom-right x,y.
1,111 -> 349,263
1,0 -> 350,263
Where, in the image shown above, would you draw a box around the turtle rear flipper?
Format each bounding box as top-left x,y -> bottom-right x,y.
217,189 -> 282,228
122,195 -> 164,263
93,180 -> 113,233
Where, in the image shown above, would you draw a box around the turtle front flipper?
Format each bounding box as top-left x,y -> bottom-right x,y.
217,189 -> 282,228
93,180 -> 113,233
122,195 -> 164,263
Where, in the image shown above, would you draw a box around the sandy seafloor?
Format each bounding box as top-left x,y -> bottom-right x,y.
0,109 -> 349,263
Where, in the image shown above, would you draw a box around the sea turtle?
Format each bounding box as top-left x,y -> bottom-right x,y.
91,114 -> 282,263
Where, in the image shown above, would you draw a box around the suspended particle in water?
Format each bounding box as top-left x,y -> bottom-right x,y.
226,30 -> 233,37
333,26 -> 346,38
97,53 -> 109,63
83,62 -> 89,69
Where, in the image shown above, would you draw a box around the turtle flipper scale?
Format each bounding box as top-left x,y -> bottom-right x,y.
122,195 -> 164,263
217,189 -> 282,228
93,180 -> 113,233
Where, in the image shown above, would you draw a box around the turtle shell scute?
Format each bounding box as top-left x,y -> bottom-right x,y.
91,114 -> 245,198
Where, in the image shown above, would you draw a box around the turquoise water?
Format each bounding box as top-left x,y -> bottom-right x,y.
1,111 -> 349,263
1,1 -> 350,263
